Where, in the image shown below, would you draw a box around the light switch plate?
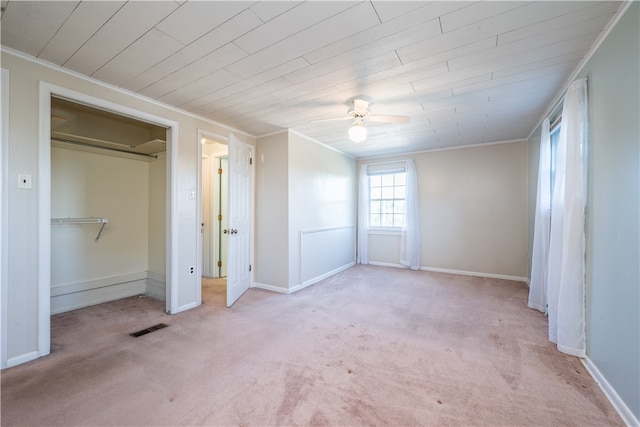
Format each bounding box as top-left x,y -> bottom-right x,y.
17,174 -> 32,190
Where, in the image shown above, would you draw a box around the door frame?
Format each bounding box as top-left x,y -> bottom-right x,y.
197,130 -> 254,305
37,82 -> 179,358
200,134 -> 228,278
197,129 -> 227,288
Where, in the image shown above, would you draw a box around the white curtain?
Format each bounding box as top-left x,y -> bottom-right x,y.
528,118 -> 552,313
547,78 -> 588,357
357,164 -> 369,265
400,159 -> 421,270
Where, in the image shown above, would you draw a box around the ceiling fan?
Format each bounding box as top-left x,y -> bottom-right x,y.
312,99 -> 410,143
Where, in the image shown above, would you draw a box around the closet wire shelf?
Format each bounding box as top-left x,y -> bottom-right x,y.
51,217 -> 109,241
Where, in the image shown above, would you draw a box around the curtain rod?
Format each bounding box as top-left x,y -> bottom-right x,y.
51,137 -> 159,159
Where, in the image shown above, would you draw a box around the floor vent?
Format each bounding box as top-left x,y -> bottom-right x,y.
129,323 -> 169,338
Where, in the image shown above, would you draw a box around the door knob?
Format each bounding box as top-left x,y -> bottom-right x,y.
231,229 -> 238,234
223,229 -> 228,234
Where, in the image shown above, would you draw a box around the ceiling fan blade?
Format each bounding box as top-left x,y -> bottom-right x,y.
309,116 -> 351,123
369,115 -> 411,124
353,99 -> 369,114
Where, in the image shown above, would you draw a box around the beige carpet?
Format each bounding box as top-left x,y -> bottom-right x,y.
1,265 -> 623,426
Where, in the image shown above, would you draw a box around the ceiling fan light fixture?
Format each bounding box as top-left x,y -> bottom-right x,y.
349,123 -> 367,143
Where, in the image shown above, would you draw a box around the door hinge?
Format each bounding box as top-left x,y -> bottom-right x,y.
218,168 -> 223,175
249,264 -> 252,272
218,214 -> 222,221
217,261 -> 222,267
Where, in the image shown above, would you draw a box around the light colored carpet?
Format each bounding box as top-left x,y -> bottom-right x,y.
0,265 -> 623,426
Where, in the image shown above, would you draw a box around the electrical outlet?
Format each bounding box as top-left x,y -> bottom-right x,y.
188,266 -> 195,275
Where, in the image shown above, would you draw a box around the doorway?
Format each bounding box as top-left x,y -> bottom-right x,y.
201,136 -> 228,279
37,82 -> 179,360
49,96 -> 168,315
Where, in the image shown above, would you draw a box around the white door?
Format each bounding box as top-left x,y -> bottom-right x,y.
226,134 -> 252,307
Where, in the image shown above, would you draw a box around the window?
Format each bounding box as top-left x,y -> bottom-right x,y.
549,121 -> 561,207
369,171 -> 406,228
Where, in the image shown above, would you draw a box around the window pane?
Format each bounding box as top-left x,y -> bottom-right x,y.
368,171 -> 407,228
381,174 -> 394,186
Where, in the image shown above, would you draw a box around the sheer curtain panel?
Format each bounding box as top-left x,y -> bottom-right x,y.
400,159 -> 421,270
529,118 -> 552,313
547,78 -> 588,357
357,164 -> 369,265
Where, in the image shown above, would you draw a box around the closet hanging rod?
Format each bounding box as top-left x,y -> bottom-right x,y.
51,137 -> 158,159
51,217 -> 109,241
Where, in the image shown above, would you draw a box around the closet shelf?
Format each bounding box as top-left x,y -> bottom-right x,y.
51,217 -> 109,241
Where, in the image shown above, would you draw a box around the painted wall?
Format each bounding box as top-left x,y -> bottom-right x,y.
359,141 -> 529,279
148,155 -> 166,277
1,50 -> 255,367
50,146 -> 154,313
527,4 -> 639,420
255,131 -> 356,292
288,131 -> 357,289
255,132 -> 289,290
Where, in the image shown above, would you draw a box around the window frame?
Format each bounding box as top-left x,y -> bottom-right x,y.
367,168 -> 407,232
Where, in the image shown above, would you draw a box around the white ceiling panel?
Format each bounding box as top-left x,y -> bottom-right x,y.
225,2 -> 380,78
1,1 -> 626,158
439,2 -> 528,33
0,1 -> 78,57
121,9 -> 262,94
497,2 -> 619,45
37,1 -> 124,66
249,1 -> 303,23
63,1 -> 179,75
234,2 -> 357,54
92,28 -> 184,87
159,69 -> 238,106
138,43 -> 247,99
370,1 -> 430,23
155,1 -> 253,46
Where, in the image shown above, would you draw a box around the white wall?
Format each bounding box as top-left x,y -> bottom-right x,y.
148,155 -> 166,277
1,49 -> 255,367
254,131 -> 356,292
254,132 -> 289,291
527,4 -> 639,422
359,141 -> 529,279
288,131 -> 356,289
50,146 -> 155,313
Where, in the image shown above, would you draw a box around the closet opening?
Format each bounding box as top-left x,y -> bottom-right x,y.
49,96 -> 168,319
200,133 -> 228,306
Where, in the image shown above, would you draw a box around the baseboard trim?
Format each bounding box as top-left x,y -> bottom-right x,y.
582,357 -> 639,427
51,280 -> 146,314
252,282 -> 288,294
368,261 -> 404,268
51,271 -> 168,314
50,271 -> 147,297
296,261 -> 355,292
419,266 -> 528,283
145,271 -> 166,301
367,262 -> 528,283
6,350 -> 40,368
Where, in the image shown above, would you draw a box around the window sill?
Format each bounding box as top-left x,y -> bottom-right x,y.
368,228 -> 402,236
